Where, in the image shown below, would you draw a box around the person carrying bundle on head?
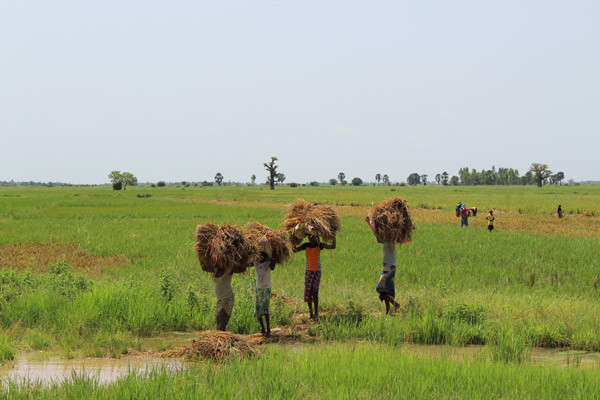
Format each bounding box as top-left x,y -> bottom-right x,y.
243,222 -> 292,337
485,210 -> 495,232
195,223 -> 256,332
254,248 -> 276,337
366,198 -> 415,315
365,217 -> 403,314
293,234 -> 336,321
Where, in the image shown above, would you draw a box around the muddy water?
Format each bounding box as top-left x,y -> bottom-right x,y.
2,341 -> 599,386
0,356 -> 183,385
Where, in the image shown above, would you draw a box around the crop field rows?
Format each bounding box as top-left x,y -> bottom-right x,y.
0,185 -> 599,397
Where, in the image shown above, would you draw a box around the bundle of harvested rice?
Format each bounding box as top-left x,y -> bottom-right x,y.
370,198 -> 416,243
283,199 -> 340,246
164,331 -> 258,362
243,222 -> 292,265
194,223 -> 257,274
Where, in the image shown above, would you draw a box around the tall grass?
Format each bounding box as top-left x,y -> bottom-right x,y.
0,186 -> 599,354
2,344 -> 600,399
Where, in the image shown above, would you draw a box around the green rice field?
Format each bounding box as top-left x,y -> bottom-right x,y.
1,185 -> 600,398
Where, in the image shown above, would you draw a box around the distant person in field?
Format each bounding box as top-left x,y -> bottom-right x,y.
214,268 -> 235,331
461,204 -> 469,227
293,234 -> 336,320
365,216 -> 409,314
485,210 -> 495,232
254,250 -> 276,336
558,205 -> 563,218
455,202 -> 463,217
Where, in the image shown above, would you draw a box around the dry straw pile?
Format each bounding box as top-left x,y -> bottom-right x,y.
194,223 -> 257,274
370,198 -> 416,243
164,331 -> 258,362
243,222 -> 292,265
283,199 -> 340,246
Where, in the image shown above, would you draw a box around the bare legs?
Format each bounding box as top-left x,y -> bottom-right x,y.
308,299 -> 319,320
383,294 -> 399,315
257,314 -> 271,336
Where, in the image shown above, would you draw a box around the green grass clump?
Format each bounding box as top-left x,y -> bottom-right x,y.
24,329 -> 53,351
0,334 -> 15,363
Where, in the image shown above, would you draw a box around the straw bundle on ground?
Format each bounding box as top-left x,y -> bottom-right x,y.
243,222 -> 292,265
163,331 -> 258,362
283,199 -> 340,246
370,198 -> 416,243
194,223 -> 257,274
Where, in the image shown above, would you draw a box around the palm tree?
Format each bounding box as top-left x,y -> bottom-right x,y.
382,174 -> 389,185
441,171 -> 449,185
375,173 -> 382,185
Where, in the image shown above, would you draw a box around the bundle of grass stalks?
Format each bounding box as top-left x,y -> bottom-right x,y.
283,199 -> 340,246
163,331 -> 258,362
243,222 -> 292,265
194,223 -> 257,274
370,198 -> 416,243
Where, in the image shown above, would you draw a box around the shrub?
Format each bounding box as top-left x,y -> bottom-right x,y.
48,261 -> 90,298
289,182 -> 298,187
351,177 -> 363,186
160,272 -> 176,302
157,181 -> 166,187
442,304 -> 486,325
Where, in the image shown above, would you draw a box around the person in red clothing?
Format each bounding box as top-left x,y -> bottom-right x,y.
293,235 -> 336,320
461,205 -> 470,227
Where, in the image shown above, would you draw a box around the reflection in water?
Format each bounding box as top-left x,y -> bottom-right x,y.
0,356 -> 183,385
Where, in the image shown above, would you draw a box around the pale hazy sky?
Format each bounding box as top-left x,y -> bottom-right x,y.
1,1 -> 598,184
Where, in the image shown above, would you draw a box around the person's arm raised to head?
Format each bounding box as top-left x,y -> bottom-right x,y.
321,237 -> 336,250
293,243 -> 306,253
365,216 -> 376,233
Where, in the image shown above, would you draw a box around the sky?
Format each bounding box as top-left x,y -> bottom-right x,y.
1,1 -> 598,184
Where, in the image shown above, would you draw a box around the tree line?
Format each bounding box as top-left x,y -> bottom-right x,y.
106,160 -> 568,191
408,163 -> 565,187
